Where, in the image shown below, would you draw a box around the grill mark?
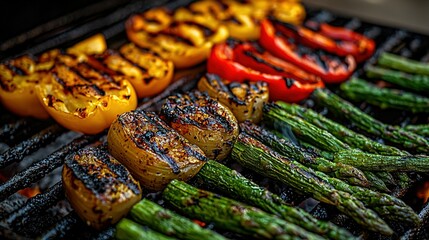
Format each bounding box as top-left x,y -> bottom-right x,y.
162,91 -> 234,132
118,51 -> 149,72
119,111 -> 182,174
68,66 -> 107,96
282,77 -> 295,88
206,73 -> 246,105
5,62 -> 26,76
65,147 -> 141,197
243,50 -> 285,72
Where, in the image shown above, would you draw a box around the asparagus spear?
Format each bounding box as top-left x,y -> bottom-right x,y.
333,150 -> 429,172
313,171 -> 420,226
373,172 -> 396,186
313,88 -> 429,153
232,133 -> 393,235
194,160 -> 355,240
275,101 -> 406,156
340,78 -> 429,113
129,199 -> 226,240
405,124 -> 429,137
378,52 -> 429,76
240,121 -> 369,187
362,171 -> 390,193
366,65 -> 429,94
264,104 -> 350,153
116,218 -> 176,240
163,180 -> 325,240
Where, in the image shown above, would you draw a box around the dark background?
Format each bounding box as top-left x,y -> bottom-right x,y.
0,0 -> 130,43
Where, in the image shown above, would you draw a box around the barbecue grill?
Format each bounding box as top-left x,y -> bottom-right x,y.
1,0 -> 429,239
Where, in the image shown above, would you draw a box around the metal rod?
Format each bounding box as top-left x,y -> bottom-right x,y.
0,124 -> 66,169
0,133 -> 102,201
5,181 -> 64,230
38,211 -> 80,240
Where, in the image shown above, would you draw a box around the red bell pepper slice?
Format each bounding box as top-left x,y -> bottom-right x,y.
233,42 -> 322,84
278,19 -> 375,62
207,42 -> 324,102
259,19 -> 356,84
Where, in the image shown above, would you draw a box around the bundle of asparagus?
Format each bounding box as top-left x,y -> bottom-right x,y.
340,78 -> 429,113
312,88 -> 429,153
366,52 -> 429,94
194,160 -> 355,240
163,179 -> 325,240
232,133 -> 420,235
405,124 -> 429,137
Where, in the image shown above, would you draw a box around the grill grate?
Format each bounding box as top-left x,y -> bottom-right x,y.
1,1 -> 429,239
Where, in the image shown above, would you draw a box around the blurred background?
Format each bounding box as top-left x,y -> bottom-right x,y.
303,0 -> 429,35
0,0 -> 428,44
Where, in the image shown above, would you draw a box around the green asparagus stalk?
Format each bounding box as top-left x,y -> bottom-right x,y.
264,104 -> 350,153
163,180 -> 325,240
313,88 -> 429,153
116,219 -> 176,240
232,133 -> 393,235
129,199 -> 226,240
373,172 -> 396,186
362,171 -> 390,193
240,121 -> 369,187
312,171 -> 420,226
275,101 -> 406,156
194,160 -> 355,240
378,52 -> 429,76
405,124 -> 429,137
340,78 -> 429,113
333,150 -> 429,172
366,65 -> 429,94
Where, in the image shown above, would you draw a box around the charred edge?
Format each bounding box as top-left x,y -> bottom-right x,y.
282,77 -> 295,88
4,62 -> 26,76
65,147 -> 140,196
151,31 -> 195,47
205,73 -> 246,105
181,21 -> 215,37
268,16 -> 299,34
243,50 -> 285,73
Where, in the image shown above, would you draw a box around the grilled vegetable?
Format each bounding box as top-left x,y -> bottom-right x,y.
312,170 -> 420,226
163,180 -> 324,240
207,42 -> 324,102
36,50 -> 137,134
0,55 -> 51,119
275,101 -> 407,156
341,78 -> 429,113
233,42 -> 323,84
116,218 -> 176,240
88,43 -> 174,99
194,160 -> 355,240
366,65 -> 429,94
259,19 -> 356,83
232,133 -> 393,235
333,150 -> 429,172
160,91 -> 239,161
240,121 -> 369,187
130,198 -> 226,240
126,8 -> 228,69
405,124 -> 429,137
378,52 -> 429,76
264,103 -> 350,153
107,110 -> 207,191
67,33 -> 107,55
282,20 -> 375,62
313,88 -> 429,153
197,73 -> 269,123
62,147 -> 142,230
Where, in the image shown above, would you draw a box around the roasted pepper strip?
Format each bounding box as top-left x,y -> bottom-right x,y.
126,8 -> 228,69
280,20 -> 376,62
207,42 -> 324,102
0,56 -> 51,119
36,53 -> 137,134
233,42 -> 322,84
259,19 -> 356,84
